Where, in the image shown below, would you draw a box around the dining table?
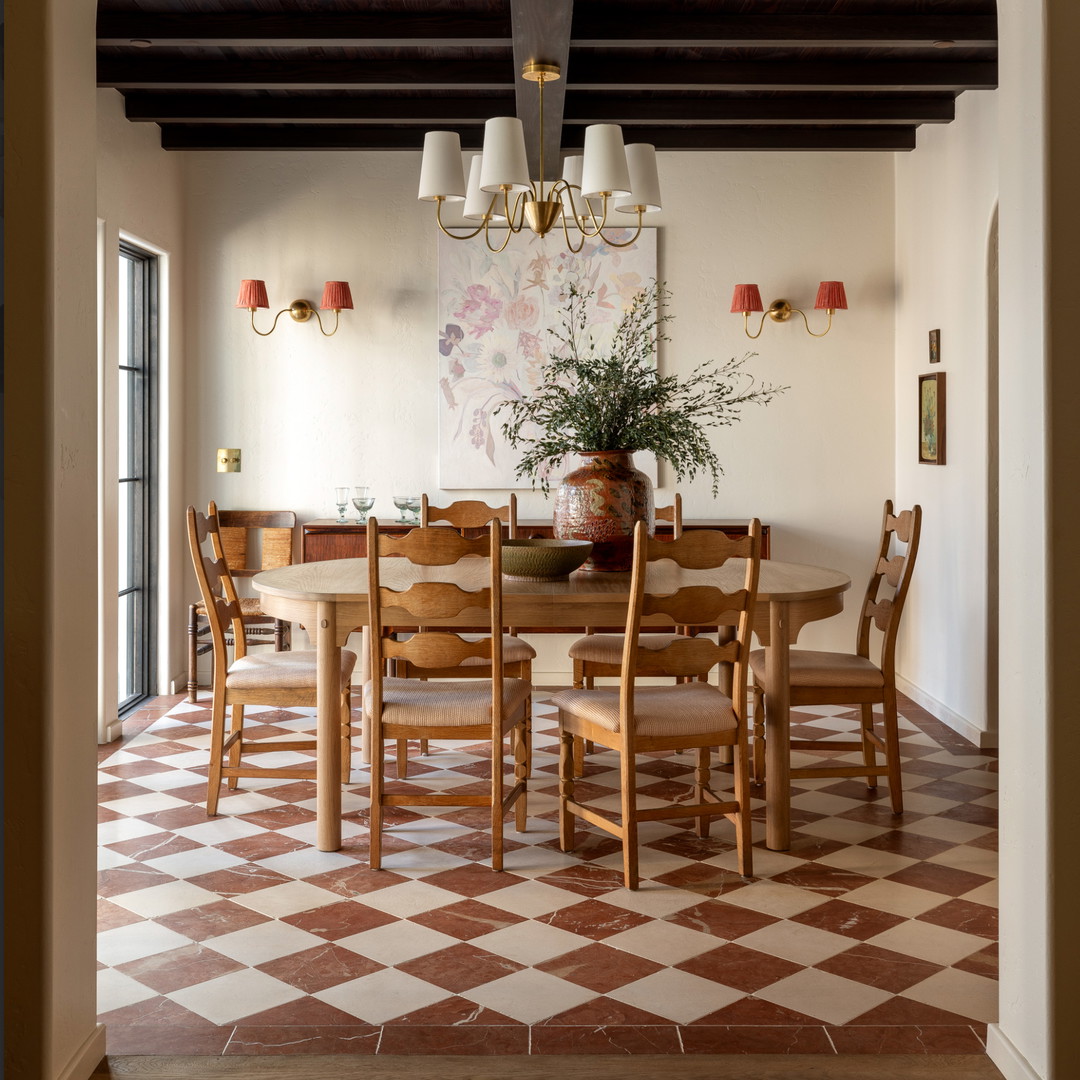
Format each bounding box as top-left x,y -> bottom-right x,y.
253,555 -> 851,853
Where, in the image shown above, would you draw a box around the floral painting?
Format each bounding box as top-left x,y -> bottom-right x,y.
437,228 -> 658,488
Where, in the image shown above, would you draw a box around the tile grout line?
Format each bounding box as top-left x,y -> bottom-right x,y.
822,1024 -> 838,1053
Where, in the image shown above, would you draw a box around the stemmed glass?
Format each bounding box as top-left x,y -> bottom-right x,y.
351,486 -> 375,523
334,487 -> 350,524
393,494 -> 422,525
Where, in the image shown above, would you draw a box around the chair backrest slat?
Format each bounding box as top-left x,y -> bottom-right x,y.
855,500 -> 922,674
187,506 -> 247,674
422,494 -> 518,538
212,508 -> 297,577
654,494 -> 683,539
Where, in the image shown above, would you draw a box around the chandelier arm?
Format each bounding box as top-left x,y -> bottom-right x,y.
484,223 -> 516,254
578,194 -> 611,237
556,213 -> 588,254
434,198 -> 490,241
594,212 -> 645,249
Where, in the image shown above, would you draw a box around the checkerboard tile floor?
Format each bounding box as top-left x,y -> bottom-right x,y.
98,692 -> 997,1056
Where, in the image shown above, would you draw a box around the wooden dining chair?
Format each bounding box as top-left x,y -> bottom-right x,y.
187,505 -> 296,703
551,519 -> 761,889
388,494 -> 535,777
749,500 -> 922,813
364,519 -> 530,870
567,495 -> 684,772
187,505 -> 358,815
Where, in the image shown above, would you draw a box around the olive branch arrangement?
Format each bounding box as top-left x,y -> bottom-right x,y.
496,281 -> 787,494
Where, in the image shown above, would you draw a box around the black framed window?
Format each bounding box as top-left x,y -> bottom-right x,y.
118,242 -> 159,715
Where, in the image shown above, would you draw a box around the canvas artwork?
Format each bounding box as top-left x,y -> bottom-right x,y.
437,228 -> 658,489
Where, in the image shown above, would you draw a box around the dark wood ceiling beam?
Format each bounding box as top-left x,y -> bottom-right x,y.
567,60 -> 997,92
569,14 -> 997,49
98,58 -> 512,90
96,11 -> 512,48
98,57 -> 996,93
562,95 -> 955,126
122,92 -> 514,124
159,123 -> 917,153
511,0 -> 573,182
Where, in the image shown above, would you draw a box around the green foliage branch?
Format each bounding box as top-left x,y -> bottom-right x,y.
497,281 -> 787,494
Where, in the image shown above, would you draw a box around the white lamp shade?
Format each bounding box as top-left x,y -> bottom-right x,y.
580,124 -> 631,198
560,155 -> 583,219
615,143 -> 662,214
418,131 -> 466,202
463,156 -> 508,221
479,117 -> 532,194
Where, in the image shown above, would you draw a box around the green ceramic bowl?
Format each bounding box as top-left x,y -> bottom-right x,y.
501,538 -> 594,580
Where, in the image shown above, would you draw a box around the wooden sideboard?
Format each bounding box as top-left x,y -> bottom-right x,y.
302,518 -> 770,563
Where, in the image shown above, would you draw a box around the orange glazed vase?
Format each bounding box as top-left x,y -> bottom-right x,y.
552,451 -> 655,571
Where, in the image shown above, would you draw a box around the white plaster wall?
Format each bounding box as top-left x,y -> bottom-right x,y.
182,150 -> 895,681
96,89 -> 187,732
893,90 -> 1000,746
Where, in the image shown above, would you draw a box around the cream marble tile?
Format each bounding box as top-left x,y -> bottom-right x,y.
927,843 -> 997,878
230,880 -> 345,918
144,846 -> 247,880
608,967 -> 743,1024
900,816 -> 992,844
357,880 -> 472,918
795,817 -> 891,844
97,921 -> 192,967
463,968 -> 596,1024
719,879 -> 828,919
735,920 -> 852,966
960,879 -> 999,908
901,966 -> 999,1023
604,919 -> 719,965
204,920 -> 325,966
867,919 -> 988,965
756,967 -> 892,1025
482,879 -> 599,918
471,921 -> 592,965
97,967 -> 160,1013
100,792 -> 191,817
336,922 -> 460,966
842,878 -> 951,918
110,880 -> 222,918
814,846 -> 917,878
170,968 -> 305,1025
316,968 -> 451,1024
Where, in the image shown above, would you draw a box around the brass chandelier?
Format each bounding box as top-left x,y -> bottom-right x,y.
418,62 -> 661,253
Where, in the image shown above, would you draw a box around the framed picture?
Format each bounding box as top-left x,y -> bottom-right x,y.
929,328 -> 941,363
918,372 -> 946,465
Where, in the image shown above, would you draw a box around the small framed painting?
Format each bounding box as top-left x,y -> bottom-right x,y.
928,328 -> 941,364
918,372 -> 946,465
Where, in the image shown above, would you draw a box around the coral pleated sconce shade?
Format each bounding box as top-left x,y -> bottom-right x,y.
730,284 -> 764,314
815,280 -> 848,311
236,279 -> 269,309
320,281 -> 354,312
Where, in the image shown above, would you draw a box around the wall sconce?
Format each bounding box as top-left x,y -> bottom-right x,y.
236,279 -> 353,337
731,281 -> 848,339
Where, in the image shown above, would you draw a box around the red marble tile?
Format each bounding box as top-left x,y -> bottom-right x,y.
814,943 -> 945,993
214,831 -> 311,862
386,997 -> 518,1025
676,944 -> 802,993
533,859 -> 633,898
98,806 -> 125,824
101,759 -> 184,779
536,832 -> 625,862
256,943 -> 385,993
884,862 -> 992,897
692,998 -> 821,1026
105,832 -> 204,862
98,994 -> 215,1028
829,1024 -> 987,1053
240,804 -> 319,830
917,897 -> 998,939
97,864 -> 176,897
682,1025 -> 834,1054
536,898 -> 651,941
650,862 -> 752,897
532,1025 -> 682,1055
97,897 -> 146,931
858,830 -> 955,860
105,1025 -> 232,1056
416,865 -> 529,898
902,758 -> 971,780
954,942 -> 998,979
140,805 -> 217,831
377,1024 -> 529,1055
535,942 -> 664,993
816,780 -> 892,803
236,997 -> 363,1027
123,739 -> 204,760
782,834 -> 849,861
939,803 -> 997,828
966,830 -> 999,852
402,940 -> 526,995
115,943 -> 244,994
847,996 -> 982,1027
642,831 -> 737,862
835,803 -> 914,827
907,778 -> 990,803
538,997 -> 674,1027
768,863 -> 876,897
186,864 -> 294,896
790,898 -> 906,940
255,781 -> 321,804
302,864 -> 411,898
428,830 -> 527,862
225,1026 -> 381,1055
155,899 -> 272,941
282,899 -> 398,940
407,898 -> 526,941
665,899 -> 779,939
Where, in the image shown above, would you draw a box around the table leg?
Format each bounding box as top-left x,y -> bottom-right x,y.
765,599 -> 792,851
316,601 -> 343,852
715,624 -> 735,766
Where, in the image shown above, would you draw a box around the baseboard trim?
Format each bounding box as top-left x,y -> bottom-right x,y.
986,1025 -> 1043,1080
895,675 -> 997,749
58,1024 -> 107,1080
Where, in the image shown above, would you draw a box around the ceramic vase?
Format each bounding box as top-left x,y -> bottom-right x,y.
552,451 -> 655,571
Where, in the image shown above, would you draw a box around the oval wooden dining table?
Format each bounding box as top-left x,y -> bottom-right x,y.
254,557 -> 851,854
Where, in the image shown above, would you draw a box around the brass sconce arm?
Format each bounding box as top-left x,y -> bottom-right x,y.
238,279 -> 353,338
731,283 -> 847,339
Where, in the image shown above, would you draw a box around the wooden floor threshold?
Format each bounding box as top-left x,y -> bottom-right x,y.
92,1053 -> 1005,1079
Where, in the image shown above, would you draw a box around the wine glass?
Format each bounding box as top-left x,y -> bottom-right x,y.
351,486 -> 375,523
334,486 -> 350,524
393,494 -> 421,525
